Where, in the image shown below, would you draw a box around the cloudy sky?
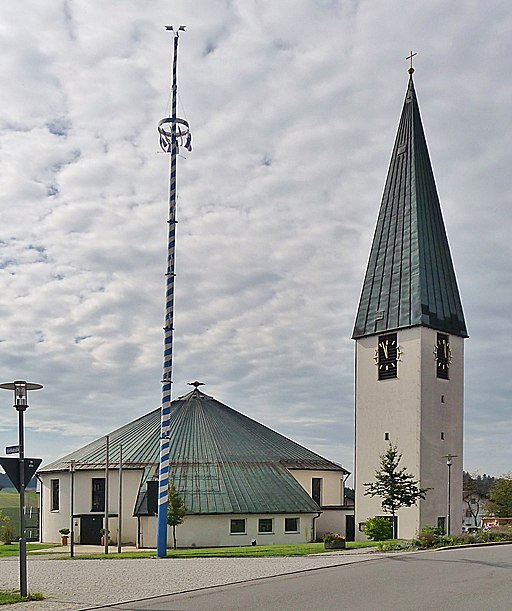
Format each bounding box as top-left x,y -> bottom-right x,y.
0,0 -> 510,482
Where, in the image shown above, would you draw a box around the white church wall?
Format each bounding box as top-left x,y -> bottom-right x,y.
315,508 -> 352,539
354,327 -> 464,540
419,328 -> 464,534
39,469 -> 143,545
290,469 -> 346,506
355,328 -> 422,539
139,513 -> 316,548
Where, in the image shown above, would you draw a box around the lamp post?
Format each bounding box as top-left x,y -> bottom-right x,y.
0,380 -> 42,598
444,453 -> 457,536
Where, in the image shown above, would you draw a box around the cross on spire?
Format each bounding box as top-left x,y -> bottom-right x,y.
406,50 -> 417,75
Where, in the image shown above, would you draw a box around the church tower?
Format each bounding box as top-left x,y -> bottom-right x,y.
353,63 -> 468,539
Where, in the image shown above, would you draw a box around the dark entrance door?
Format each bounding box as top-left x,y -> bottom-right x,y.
346,514 -> 355,541
80,515 -> 102,545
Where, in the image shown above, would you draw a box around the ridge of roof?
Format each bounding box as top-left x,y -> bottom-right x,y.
352,74 -> 467,339
41,391 -> 345,472
40,389 -> 347,514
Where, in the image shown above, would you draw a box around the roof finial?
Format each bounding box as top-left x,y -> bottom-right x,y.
188,381 -> 205,389
406,50 -> 417,75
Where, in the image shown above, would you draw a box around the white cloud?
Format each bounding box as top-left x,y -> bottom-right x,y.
0,0 -> 510,479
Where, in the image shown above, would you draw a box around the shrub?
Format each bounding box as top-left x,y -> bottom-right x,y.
416,525 -> 444,548
377,539 -> 415,551
363,516 -> 393,541
1,523 -> 14,545
476,528 -> 512,543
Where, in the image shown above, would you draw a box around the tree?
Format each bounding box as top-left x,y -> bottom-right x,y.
363,443 -> 430,538
463,472 -> 493,528
166,483 -> 187,550
485,474 -> 512,518
0,510 -> 12,544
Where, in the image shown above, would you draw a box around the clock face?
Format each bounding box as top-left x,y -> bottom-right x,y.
435,333 -> 452,379
375,333 -> 400,380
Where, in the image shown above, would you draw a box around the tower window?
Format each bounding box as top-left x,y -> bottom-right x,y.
376,333 -> 399,380
441,432 -> 445,440
384,432 -> 390,441
312,478 -> 322,505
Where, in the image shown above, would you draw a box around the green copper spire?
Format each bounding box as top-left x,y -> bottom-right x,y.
353,73 -> 468,339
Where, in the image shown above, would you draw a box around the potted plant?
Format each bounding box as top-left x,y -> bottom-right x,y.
100,529 -> 110,546
323,533 -> 346,550
59,528 -> 70,545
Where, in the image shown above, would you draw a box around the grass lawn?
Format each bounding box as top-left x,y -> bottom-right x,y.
0,590 -> 44,604
70,540 -> 376,560
0,543 -> 59,558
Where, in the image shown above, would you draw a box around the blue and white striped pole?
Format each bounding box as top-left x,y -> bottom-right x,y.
156,25 -> 191,558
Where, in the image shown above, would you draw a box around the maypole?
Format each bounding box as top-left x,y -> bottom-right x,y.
156,25 -> 191,558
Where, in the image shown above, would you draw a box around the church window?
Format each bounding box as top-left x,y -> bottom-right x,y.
312,478 -> 322,505
258,518 -> 273,533
384,432 -> 390,441
50,479 -> 59,511
440,432 -> 445,440
285,517 -> 299,533
376,333 -> 399,380
230,519 -> 246,534
91,478 -> 105,512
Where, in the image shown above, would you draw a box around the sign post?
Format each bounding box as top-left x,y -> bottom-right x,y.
0,381 -> 43,599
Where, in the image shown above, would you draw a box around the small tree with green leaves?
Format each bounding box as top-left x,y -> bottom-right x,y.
0,510 -> 12,544
364,443 -> 430,539
485,474 -> 512,518
363,516 -> 393,541
166,483 -> 187,550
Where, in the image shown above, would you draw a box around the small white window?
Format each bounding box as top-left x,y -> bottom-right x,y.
258,518 -> 273,534
230,519 -> 246,534
285,517 -> 299,533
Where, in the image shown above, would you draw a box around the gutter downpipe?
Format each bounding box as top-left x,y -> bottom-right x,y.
312,511 -> 322,542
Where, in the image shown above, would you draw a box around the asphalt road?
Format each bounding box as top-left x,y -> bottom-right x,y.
92,544 -> 512,611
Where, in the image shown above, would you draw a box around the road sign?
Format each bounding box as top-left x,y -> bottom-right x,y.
5,445 -> 20,455
0,457 -> 42,492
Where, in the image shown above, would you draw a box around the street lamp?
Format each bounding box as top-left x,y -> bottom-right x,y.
0,380 -> 42,598
444,453 -> 457,536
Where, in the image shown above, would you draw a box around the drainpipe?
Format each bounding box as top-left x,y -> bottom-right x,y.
312,511 -> 322,542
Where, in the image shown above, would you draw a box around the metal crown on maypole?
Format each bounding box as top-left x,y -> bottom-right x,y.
156,25 -> 192,558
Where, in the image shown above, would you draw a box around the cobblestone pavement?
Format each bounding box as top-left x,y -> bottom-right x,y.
0,547 -> 383,610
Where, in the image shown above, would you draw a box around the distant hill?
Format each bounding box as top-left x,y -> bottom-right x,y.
0,471 -> 37,490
